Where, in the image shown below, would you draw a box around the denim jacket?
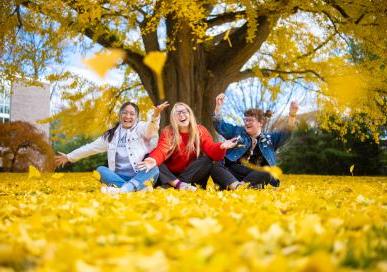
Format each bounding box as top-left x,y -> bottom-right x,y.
213,116 -> 291,166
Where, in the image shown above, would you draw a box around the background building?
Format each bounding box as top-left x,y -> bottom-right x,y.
0,80 -> 50,137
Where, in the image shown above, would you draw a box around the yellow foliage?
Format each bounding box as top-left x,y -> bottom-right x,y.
51,173 -> 64,179
83,49 -> 126,78
92,170 -> 101,181
1,173 -> 385,270
324,66 -> 370,108
28,165 -> 41,179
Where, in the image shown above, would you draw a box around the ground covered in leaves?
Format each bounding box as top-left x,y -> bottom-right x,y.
0,173 -> 386,271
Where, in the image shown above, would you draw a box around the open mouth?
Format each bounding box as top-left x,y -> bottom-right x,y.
122,119 -> 134,125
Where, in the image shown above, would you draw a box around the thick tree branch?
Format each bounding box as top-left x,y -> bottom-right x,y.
81,27 -> 151,84
139,10 -> 160,52
207,27 -> 239,47
207,15 -> 272,85
140,28 -> 160,53
206,10 -> 246,28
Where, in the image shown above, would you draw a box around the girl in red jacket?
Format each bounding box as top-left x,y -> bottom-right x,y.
137,102 -> 242,191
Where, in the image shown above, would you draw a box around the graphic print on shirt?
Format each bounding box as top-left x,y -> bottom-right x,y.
117,132 -> 126,148
115,127 -> 135,176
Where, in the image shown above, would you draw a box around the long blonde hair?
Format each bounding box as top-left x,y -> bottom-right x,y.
167,102 -> 201,158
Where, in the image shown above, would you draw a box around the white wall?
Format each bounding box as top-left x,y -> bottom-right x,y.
10,82 -> 50,137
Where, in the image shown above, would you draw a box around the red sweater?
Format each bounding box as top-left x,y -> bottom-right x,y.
150,125 -> 226,174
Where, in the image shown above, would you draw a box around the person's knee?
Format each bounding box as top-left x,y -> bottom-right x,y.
198,156 -> 212,172
96,166 -> 109,175
149,166 -> 159,176
198,156 -> 212,164
246,171 -> 271,185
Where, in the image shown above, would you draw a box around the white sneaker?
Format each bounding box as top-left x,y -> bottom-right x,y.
228,181 -> 244,190
178,182 -> 197,191
101,186 -> 121,194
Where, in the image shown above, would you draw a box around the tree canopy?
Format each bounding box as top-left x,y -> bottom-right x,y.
1,0 -> 386,139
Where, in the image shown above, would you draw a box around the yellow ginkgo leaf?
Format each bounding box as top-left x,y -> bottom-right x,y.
92,170 -> 101,180
83,48 -> 126,78
28,165 -> 41,179
262,166 -> 283,180
51,173 -> 64,179
349,164 -> 355,176
240,159 -> 283,180
143,51 -> 167,100
143,51 -> 167,75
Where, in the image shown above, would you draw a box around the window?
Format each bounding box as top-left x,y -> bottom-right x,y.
0,80 -> 11,123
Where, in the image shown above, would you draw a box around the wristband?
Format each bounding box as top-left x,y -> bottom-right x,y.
175,181 -> 182,189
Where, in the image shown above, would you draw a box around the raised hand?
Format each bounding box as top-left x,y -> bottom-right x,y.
214,93 -> 225,115
55,152 -> 69,168
289,101 -> 299,116
152,101 -> 170,119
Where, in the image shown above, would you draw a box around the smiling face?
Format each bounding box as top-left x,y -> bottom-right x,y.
173,104 -> 190,129
119,104 -> 138,129
244,116 -> 262,137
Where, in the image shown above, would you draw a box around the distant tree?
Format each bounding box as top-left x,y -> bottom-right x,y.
0,121 -> 55,172
279,121 -> 385,175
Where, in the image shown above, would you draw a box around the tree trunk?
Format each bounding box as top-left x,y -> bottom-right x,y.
135,16 -> 273,132
157,20 -> 214,130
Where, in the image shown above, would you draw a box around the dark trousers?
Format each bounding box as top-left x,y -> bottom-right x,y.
225,160 -> 280,188
158,156 -> 237,189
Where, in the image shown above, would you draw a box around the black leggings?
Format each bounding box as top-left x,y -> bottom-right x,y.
225,160 -> 280,188
158,156 -> 238,189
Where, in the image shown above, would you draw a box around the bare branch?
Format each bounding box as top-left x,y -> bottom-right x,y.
14,5 -> 23,30
261,68 -> 325,81
324,0 -> 350,19
294,31 -> 338,61
355,13 -> 366,24
231,68 -> 325,83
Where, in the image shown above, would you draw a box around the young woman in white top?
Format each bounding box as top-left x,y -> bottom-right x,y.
55,101 -> 169,193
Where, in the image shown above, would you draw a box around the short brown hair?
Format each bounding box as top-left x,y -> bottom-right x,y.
244,108 -> 273,125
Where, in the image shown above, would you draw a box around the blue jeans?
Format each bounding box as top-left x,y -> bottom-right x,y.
96,166 -> 159,192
